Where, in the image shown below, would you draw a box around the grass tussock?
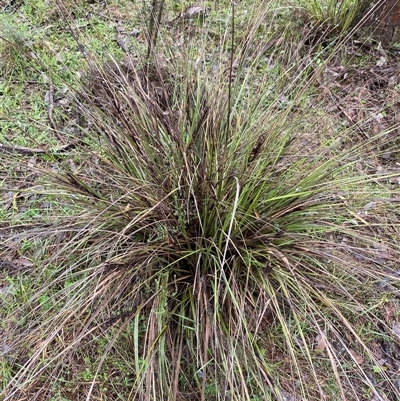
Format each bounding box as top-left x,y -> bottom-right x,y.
2,1 -> 400,400
296,0 -> 367,37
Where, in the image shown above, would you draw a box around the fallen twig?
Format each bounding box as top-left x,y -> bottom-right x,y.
47,78 -> 67,141
47,78 -> 56,131
319,84 -> 370,138
0,141 -> 79,155
115,24 -> 129,53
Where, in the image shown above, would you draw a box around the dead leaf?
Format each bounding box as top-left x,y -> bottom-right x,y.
28,156 -> 37,168
183,5 -> 205,20
12,258 -> 34,268
262,37 -> 283,53
369,390 -> 389,401
315,333 -> 326,352
376,56 -> 387,67
384,301 -> 397,323
349,349 -> 364,364
392,322 -> 400,338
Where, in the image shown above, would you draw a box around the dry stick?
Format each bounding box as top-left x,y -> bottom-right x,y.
220,1 -> 236,176
147,0 -> 165,59
0,141 -> 78,155
55,0 -> 86,53
47,78 -> 65,142
115,24 -> 129,53
47,78 -> 56,130
226,0 -> 236,143
320,84 -> 370,139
